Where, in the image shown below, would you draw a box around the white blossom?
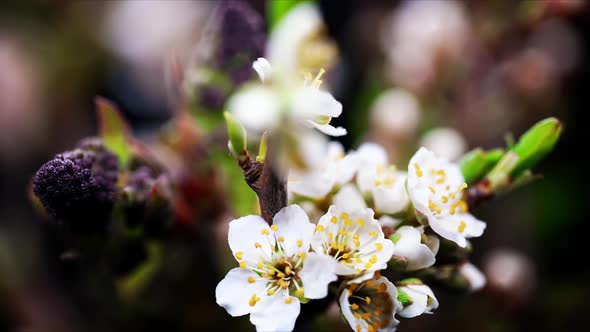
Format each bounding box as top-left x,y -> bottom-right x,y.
419,127 -> 467,161
229,57 -> 346,136
390,226 -> 436,271
340,273 -> 402,332
407,147 -> 486,248
310,205 -> 395,284
397,282 -> 439,318
216,205 -> 336,331
356,143 -> 410,215
288,142 -> 358,199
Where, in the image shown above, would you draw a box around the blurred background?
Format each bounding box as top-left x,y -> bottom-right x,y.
0,0 -> 588,331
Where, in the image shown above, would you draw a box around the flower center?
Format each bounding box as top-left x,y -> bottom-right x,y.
347,277 -> 394,332
373,164 -> 398,188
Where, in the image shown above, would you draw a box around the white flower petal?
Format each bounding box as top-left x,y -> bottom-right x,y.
332,184 -> 367,212
291,88 -> 342,119
250,295 -> 301,332
215,268 -> 268,317
273,205 -> 315,256
461,262 -> 486,292
229,85 -> 281,134
425,234 -> 440,256
398,284 -> 438,318
252,57 -> 273,82
288,171 -> 335,199
372,181 -> 410,214
379,215 -> 402,228
356,143 -> 389,166
228,215 -> 275,266
394,226 -> 436,271
308,121 -> 347,137
299,252 -> 337,299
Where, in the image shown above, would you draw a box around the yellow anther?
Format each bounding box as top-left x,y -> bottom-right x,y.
368,325 -> 376,332
442,195 -> 449,203
356,325 -> 362,332
362,312 -> 371,319
372,321 -> 381,329
349,283 -> 358,292
369,255 -> 377,264
271,225 -> 278,231
279,279 -> 288,289
257,262 -> 263,269
374,180 -> 382,186
450,201 -> 468,215
353,234 -> 360,240
369,231 -> 378,238
354,240 -> 361,248
331,216 -> 338,224
296,239 -> 303,248
355,257 -> 362,263
374,310 -> 382,316
255,242 -> 262,248
239,261 -> 247,269
428,186 -> 436,194
458,220 -> 467,233
339,229 -> 347,236
330,241 -> 338,250
365,262 -> 373,269
296,287 -> 304,297
277,272 -> 285,278
328,232 -> 334,241
285,297 -> 293,304
340,213 -> 350,219
351,303 -> 360,310
382,178 -> 394,186
267,289 -> 276,295
285,266 -> 292,275
366,280 -> 375,287
356,219 -> 365,227
235,251 -> 243,260
298,251 -> 307,259
268,269 -> 275,275
345,219 -> 353,226
429,200 -> 442,214
338,244 -> 345,252
375,243 -> 383,251
376,164 -> 385,176
342,253 -> 350,259
248,276 -> 256,284
365,296 -> 371,304
354,313 -> 361,319
316,224 -> 325,232
249,294 -> 260,306
261,229 -> 270,235
414,163 -> 423,177
278,236 -> 285,242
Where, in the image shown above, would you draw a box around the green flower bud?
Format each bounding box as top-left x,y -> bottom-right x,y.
510,117 -> 562,176
460,148 -> 504,183
223,112 -> 247,160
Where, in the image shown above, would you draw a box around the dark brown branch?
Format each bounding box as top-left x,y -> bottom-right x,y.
239,154 -> 287,224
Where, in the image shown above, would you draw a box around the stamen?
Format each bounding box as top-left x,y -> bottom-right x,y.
249,294 -> 260,306
239,261 -> 247,269
271,225 -> 278,231
255,242 -> 262,248
284,297 -> 293,304
235,251 -> 243,260
248,276 -> 256,284
351,303 -> 360,310
296,239 -> 303,248
375,243 -> 383,251
331,216 -> 338,224
261,229 -> 270,235
458,220 -> 467,233
316,225 -> 325,232
414,164 -> 423,177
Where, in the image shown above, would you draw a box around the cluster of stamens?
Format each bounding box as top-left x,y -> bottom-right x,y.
413,163 -> 470,233
346,272 -> 394,332
317,212 -> 383,273
234,225 -> 307,307
373,164 -> 398,188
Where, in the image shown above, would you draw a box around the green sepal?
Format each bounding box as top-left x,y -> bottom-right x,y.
223,112 -> 247,160
397,289 -> 413,307
397,278 -> 422,286
460,148 -> 505,183
268,0 -> 313,31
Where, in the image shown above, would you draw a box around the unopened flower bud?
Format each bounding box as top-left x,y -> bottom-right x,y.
510,117 -> 562,176
33,139 -> 118,233
460,148 -> 504,183
223,111 -> 248,160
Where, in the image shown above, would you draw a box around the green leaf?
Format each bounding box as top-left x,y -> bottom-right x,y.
389,233 -> 401,244
96,97 -> 131,167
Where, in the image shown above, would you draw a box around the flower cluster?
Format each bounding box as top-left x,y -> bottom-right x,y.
218,131 -> 488,331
